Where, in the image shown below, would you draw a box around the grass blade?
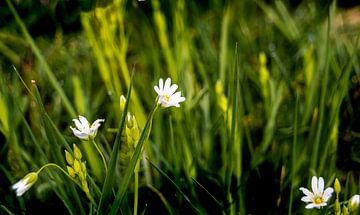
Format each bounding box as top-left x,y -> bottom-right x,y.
109,102 -> 158,214
5,0 -> 76,117
96,69 -> 134,214
147,159 -> 201,214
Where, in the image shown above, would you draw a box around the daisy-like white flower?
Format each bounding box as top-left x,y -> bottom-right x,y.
154,77 -> 186,108
299,176 -> 334,209
12,172 -> 38,196
70,116 -> 104,140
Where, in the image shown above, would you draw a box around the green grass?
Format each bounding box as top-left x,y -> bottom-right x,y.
0,0 -> 360,214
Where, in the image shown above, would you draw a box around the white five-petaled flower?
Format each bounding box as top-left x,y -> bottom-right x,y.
70,116 -> 104,140
154,77 -> 186,108
12,172 -> 38,196
299,176 -> 334,209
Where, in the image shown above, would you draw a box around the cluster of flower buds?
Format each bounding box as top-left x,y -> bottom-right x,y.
119,112 -> 141,170
334,178 -> 359,215
65,144 -> 89,194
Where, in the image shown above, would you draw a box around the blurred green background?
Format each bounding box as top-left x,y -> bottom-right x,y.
0,0 -> 360,214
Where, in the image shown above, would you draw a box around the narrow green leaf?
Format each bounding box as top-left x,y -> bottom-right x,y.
97,70 -> 135,214
109,102 -> 158,214
191,177 -> 224,209
5,0 -> 76,117
31,83 -> 85,215
147,159 -> 201,214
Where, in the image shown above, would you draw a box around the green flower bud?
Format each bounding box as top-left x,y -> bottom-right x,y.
215,80 -> 223,95
131,127 -> 140,142
334,178 -> 341,194
78,171 -> 85,181
67,166 -> 76,178
11,172 -> 38,196
120,95 -> 126,112
73,144 -> 82,160
126,113 -> 134,129
65,150 -> 74,165
259,52 -> 267,65
81,162 -> 87,173
343,206 -> 350,215
74,160 -> 82,173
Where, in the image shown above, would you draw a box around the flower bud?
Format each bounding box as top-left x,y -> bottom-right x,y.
67,166 -> 76,178
126,113 -> 134,129
348,194 -> 360,212
343,206 -> 350,215
259,52 -> 267,65
11,172 -> 38,196
73,144 -> 82,160
65,150 -> 74,165
120,95 -> 126,112
334,178 -> 341,194
74,160 -> 82,173
81,162 -> 87,176
215,80 -> 223,94
130,127 -> 140,142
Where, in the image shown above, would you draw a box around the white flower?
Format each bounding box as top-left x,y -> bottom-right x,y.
12,172 -> 38,196
154,77 -> 186,108
299,176 -> 334,209
70,115 -> 104,140
349,194 -> 360,211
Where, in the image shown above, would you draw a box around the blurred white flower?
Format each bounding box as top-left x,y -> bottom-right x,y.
12,172 -> 38,196
154,77 -> 185,108
70,116 -> 104,140
299,176 -> 334,209
349,194 -> 360,211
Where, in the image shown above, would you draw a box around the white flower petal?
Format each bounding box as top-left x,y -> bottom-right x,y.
154,86 -> 160,94
305,203 -> 317,209
73,119 -> 84,130
12,179 -> 27,189
75,132 -> 89,140
318,177 -> 324,194
299,187 -> 314,198
323,187 -> 334,201
319,202 -> 327,207
168,84 -> 178,95
164,78 -> 171,92
78,115 -> 90,126
301,196 -> 312,203
311,176 -> 318,194
91,119 -> 105,129
159,78 -> 164,91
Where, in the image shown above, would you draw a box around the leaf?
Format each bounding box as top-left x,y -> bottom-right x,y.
109,101 -> 158,214
96,70 -> 135,214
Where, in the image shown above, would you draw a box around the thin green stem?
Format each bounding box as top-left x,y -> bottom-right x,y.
91,139 -> 108,171
133,163 -> 140,215
36,163 -> 96,205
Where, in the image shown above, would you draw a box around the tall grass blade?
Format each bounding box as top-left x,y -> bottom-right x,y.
147,159 -> 201,214
109,102 -> 158,214
97,70 -> 134,214
5,0 -> 76,118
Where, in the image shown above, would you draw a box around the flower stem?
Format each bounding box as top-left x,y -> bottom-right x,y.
36,163 -> 96,205
91,139 -> 108,171
133,162 -> 140,215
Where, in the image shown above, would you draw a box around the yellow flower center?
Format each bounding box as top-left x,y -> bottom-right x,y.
163,95 -> 171,102
314,196 -> 323,204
